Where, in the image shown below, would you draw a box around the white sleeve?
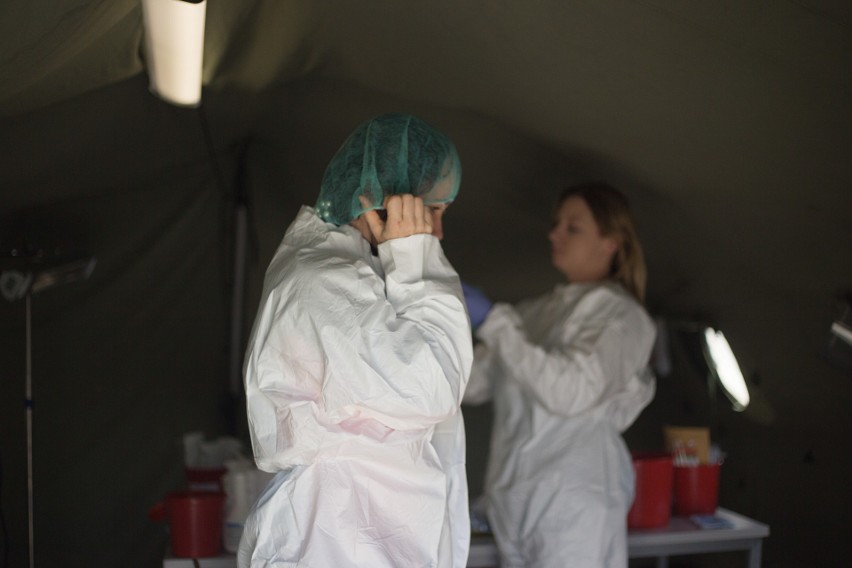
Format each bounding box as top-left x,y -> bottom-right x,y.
364,233 -> 473,420
462,343 -> 495,405
476,301 -> 655,421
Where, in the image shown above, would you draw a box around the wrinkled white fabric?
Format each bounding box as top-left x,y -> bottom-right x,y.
240,206 -> 473,568
465,281 -> 656,568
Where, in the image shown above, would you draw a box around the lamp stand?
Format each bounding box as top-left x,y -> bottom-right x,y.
25,291 -> 34,568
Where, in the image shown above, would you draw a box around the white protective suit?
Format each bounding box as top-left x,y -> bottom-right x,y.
464,281 -> 656,568
239,206 -> 473,568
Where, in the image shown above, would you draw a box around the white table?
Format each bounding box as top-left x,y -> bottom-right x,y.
164,508 -> 769,568
163,555 -> 235,568
468,507 -> 769,568
627,508 -> 769,568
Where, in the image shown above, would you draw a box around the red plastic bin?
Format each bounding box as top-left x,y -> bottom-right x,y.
628,451 -> 674,529
673,463 -> 720,516
166,491 -> 225,558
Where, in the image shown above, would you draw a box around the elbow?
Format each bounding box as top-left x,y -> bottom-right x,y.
528,367 -> 607,418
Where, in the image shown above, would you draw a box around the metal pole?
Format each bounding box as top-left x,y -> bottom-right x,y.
25,291 -> 34,568
229,204 -> 248,396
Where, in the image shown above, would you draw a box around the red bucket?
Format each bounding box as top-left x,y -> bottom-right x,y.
673,463 -> 720,516
166,491 -> 225,557
628,452 -> 674,529
185,466 -> 227,492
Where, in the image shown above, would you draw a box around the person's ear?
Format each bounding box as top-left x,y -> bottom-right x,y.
603,236 -> 620,256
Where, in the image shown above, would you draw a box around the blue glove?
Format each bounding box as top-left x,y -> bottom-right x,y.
461,281 -> 493,329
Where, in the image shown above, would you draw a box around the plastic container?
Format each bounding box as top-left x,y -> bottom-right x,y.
166,491 -> 225,557
673,463 -> 720,516
627,451 -> 674,529
222,463 -> 252,553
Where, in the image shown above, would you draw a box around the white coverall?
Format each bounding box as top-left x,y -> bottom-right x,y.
464,281 -> 656,568
239,206 -> 473,568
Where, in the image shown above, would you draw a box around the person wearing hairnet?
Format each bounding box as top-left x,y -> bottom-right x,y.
462,183 -> 656,568
239,113 -> 473,568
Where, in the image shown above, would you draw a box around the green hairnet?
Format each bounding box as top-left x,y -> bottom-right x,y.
315,113 -> 461,225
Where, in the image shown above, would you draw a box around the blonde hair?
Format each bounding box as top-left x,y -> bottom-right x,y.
556,183 -> 648,303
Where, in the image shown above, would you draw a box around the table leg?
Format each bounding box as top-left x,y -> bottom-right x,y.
655,556 -> 669,568
747,540 -> 762,568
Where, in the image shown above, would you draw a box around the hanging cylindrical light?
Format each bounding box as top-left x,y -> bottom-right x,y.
141,0 -> 207,106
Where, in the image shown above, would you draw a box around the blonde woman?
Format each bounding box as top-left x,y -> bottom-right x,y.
463,183 -> 656,568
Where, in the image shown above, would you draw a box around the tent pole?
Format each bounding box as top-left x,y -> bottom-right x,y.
229,204 -> 248,396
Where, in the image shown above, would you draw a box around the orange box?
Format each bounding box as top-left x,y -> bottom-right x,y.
664,426 -> 711,465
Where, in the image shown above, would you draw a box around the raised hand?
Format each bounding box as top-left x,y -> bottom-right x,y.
363,194 -> 433,244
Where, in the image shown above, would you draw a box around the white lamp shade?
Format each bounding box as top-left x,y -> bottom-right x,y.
141,0 -> 207,107
704,328 -> 750,411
